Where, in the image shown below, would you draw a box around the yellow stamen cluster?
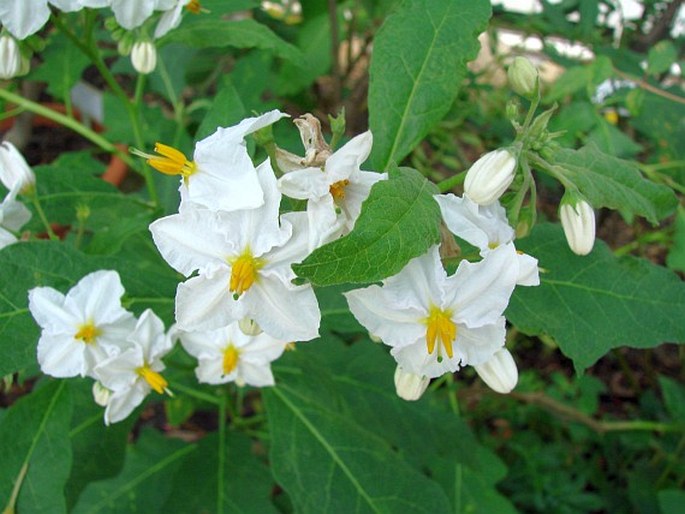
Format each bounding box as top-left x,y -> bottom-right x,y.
74,322 -> 101,344
223,345 -> 240,375
137,365 -> 169,394
229,251 -> 264,296
185,0 -> 203,14
135,142 -> 197,178
424,306 -> 457,359
329,179 -> 350,201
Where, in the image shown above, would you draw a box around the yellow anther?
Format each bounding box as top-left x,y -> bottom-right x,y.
223,345 -> 240,375
185,0 -> 203,14
424,306 -> 457,359
132,142 -> 197,178
285,342 -> 296,352
74,322 -> 101,344
329,179 -> 350,201
488,242 -> 499,250
229,251 -> 264,296
137,365 -> 168,394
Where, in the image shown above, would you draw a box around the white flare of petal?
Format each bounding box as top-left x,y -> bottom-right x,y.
345,245 -> 517,379
0,192 -> 31,249
435,193 -> 539,286
474,348 -> 518,393
28,270 -> 136,378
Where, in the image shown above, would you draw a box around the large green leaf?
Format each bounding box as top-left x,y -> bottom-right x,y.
548,143 -> 678,223
195,76 -> 247,140
0,381 -> 72,514
368,0 -> 491,170
0,241 -> 177,376
507,224 -> 685,372
293,166 -> 441,285
72,430 -> 195,513
161,19 -> 305,66
163,432 -> 278,513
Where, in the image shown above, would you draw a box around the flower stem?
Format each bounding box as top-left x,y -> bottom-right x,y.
436,171 -> 466,193
170,382 -> 221,405
29,192 -> 57,240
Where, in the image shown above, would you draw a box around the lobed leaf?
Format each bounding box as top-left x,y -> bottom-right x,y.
368,0 -> 491,170
507,224 -> 685,372
293,166 -> 442,286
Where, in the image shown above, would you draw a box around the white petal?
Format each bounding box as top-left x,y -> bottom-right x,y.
127,309 -> 172,362
0,197 -> 31,232
28,286 -> 75,333
304,195 -> 345,251
94,346 -> 142,391
265,211 -> 312,271
195,357 -> 229,384
339,170 -> 385,230
390,340 -> 460,379
446,244 -> 517,327
178,326 -> 226,359
104,382 -> 148,424
0,0 -> 50,39
516,252 -> 540,286
277,166 -> 330,200
37,333 -> 86,377
49,0 -> 83,11
0,227 -> 17,249
110,0 -> 156,29
325,131 -> 373,182
175,269 -> 243,331
154,0 -> 184,38
474,348 -> 518,394
239,333 -> 286,362
435,194 -> 490,251
150,208 -> 234,276
238,361 -> 275,387
243,275 -> 320,341
344,285 -> 425,348
65,270 -> 129,324
454,319 -> 506,367
383,246 -> 444,312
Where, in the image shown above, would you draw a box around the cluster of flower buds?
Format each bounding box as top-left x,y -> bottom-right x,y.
28,270 -> 174,424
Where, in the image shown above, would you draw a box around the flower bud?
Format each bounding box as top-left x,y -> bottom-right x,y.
474,348 -> 518,394
238,317 -> 262,336
463,149 -> 517,205
131,41 -> 157,75
394,366 -> 429,401
92,381 -> 112,407
508,56 -> 538,97
559,193 -> 595,256
0,142 -> 36,194
0,34 -> 22,80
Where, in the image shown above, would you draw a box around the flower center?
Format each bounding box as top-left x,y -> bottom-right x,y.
424,306 -> 457,359
329,179 -> 350,201
223,344 -> 241,375
229,250 -> 264,296
185,0 -> 203,14
131,142 -> 197,178
74,321 -> 101,344
136,365 -> 168,394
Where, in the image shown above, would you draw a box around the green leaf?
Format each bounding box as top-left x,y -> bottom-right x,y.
544,56 -> 613,103
548,143 -> 677,223
0,241 -> 177,376
65,380 -> 137,510
195,76 -> 247,140
658,376 -> 685,422
646,41 -> 677,76
161,19 -> 305,66
293,166 -> 441,285
368,0 -> 491,170
507,224 -> 685,372
265,357 -> 453,512
29,32 -> 90,100
586,120 -> 642,158
72,429 -> 195,513
666,206 -> 685,273
163,432 -> 278,513
0,381 -> 72,514
658,490 -> 685,514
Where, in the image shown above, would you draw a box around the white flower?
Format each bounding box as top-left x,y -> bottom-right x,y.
28,270 -> 136,378
0,34 -> 21,80
463,149 -> 517,205
154,0 -> 202,38
79,0 -> 176,30
0,141 -> 36,195
559,195 -> 595,256
474,348 -> 518,393
435,193 -> 539,286
394,366 -> 429,401
0,0 -> 82,39
278,130 -> 386,250
150,160 -> 321,341
345,244 -> 518,379
133,110 -> 287,212
130,40 -> 157,74
178,321 -> 287,387
0,192 -> 31,249
94,309 -> 173,424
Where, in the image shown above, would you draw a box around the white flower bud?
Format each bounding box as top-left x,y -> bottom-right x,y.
131,41 -> 157,75
508,56 -> 538,97
0,142 -> 36,194
559,195 -> 595,256
238,317 -> 262,336
394,366 -> 429,401
474,348 -> 518,394
0,34 -> 22,80
92,381 -> 112,407
463,149 -> 517,205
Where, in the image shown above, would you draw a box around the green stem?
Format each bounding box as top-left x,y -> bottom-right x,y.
437,171 -> 466,193
527,152 -> 575,190
156,55 -> 186,148
519,85 -> 541,137
29,193 -> 57,240
217,393 -> 227,514
170,382 -> 221,405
